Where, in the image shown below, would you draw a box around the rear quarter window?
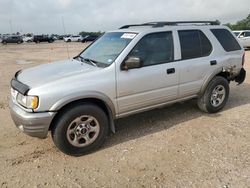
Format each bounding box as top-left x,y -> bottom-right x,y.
211,29 -> 241,52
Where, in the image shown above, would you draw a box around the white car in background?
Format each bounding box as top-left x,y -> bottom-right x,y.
63,35 -> 82,42
22,36 -> 33,43
233,30 -> 250,48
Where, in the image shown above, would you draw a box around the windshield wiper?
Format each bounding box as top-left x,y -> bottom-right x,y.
84,58 -> 98,67
76,56 -> 98,67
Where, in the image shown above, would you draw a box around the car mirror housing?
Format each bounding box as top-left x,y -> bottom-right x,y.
121,57 -> 143,71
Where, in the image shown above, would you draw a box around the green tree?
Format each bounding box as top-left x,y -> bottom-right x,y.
225,14 -> 250,30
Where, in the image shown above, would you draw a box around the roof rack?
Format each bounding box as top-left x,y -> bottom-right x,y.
119,21 -> 220,29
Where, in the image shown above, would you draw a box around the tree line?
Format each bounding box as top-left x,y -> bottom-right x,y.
225,14 -> 250,30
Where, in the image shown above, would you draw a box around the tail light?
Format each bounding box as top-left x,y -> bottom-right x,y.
242,52 -> 245,67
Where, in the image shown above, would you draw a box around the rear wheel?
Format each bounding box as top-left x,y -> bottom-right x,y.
51,103 -> 109,156
197,76 -> 229,113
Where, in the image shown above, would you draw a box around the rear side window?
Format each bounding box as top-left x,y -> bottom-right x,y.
178,30 -> 212,60
211,29 -> 241,52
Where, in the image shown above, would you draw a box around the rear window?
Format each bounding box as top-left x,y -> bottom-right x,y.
211,29 -> 241,52
178,30 -> 212,60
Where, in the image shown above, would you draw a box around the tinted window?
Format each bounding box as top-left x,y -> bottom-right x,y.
178,30 -> 212,60
233,32 -> 240,37
127,32 -> 174,66
245,32 -> 250,37
211,29 -> 241,52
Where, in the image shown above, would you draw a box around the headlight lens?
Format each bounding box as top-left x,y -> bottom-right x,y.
16,93 -> 39,109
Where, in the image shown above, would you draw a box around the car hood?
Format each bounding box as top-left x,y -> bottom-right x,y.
17,59 -> 100,88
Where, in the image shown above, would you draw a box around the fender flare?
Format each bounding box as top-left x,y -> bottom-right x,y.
199,67 -> 230,95
50,91 -> 116,133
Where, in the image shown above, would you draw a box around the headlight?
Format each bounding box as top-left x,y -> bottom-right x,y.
16,93 -> 39,109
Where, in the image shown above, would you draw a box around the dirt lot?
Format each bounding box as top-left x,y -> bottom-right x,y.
0,41 -> 249,188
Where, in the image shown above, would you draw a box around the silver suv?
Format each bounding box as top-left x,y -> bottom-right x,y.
10,21 -> 246,156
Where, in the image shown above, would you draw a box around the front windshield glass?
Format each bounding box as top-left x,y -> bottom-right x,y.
79,32 -> 137,67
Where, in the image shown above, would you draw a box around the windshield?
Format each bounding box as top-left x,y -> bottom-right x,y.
79,32 -> 137,67
233,32 -> 240,37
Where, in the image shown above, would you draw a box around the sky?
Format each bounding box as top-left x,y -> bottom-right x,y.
0,0 -> 249,34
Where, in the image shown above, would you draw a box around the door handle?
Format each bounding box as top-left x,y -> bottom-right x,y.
210,60 -> 217,66
167,68 -> 175,74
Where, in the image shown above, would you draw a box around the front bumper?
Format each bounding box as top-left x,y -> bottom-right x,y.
9,100 -> 56,139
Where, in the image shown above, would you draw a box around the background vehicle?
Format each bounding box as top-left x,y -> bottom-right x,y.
2,36 -> 23,44
33,35 -> 54,43
233,30 -> 250,48
10,21 -> 246,156
64,35 -> 82,42
81,35 -> 98,43
22,36 -> 33,43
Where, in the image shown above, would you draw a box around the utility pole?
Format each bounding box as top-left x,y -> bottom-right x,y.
61,16 -> 70,59
9,20 -> 13,34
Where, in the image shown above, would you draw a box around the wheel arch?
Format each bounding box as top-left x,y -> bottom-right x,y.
49,92 -> 116,133
200,67 -> 231,96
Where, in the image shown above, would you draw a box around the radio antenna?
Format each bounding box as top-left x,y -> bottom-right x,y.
61,16 -> 70,59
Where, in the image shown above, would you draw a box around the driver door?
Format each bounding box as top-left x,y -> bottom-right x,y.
116,32 -> 179,116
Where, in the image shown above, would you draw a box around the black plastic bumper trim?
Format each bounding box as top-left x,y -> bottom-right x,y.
235,68 -> 246,85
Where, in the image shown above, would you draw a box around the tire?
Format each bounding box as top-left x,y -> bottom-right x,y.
67,39 -> 71,42
197,76 -> 229,113
51,103 -> 109,156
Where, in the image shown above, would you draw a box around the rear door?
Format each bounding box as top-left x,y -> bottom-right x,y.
116,31 -> 179,115
177,30 -> 213,98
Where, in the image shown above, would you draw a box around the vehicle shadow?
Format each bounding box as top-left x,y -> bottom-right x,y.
103,82 -> 250,149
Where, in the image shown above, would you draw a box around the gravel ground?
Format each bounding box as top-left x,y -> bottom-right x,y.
0,42 -> 249,188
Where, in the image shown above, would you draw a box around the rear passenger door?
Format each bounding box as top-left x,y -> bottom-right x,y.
177,30 -> 213,98
116,32 -> 179,115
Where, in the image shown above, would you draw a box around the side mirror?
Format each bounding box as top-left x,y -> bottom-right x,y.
121,57 -> 143,71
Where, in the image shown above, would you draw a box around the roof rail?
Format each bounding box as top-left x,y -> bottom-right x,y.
119,21 -> 220,29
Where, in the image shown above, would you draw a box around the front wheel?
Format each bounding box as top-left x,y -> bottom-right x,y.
197,76 -> 229,113
51,103 -> 109,156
